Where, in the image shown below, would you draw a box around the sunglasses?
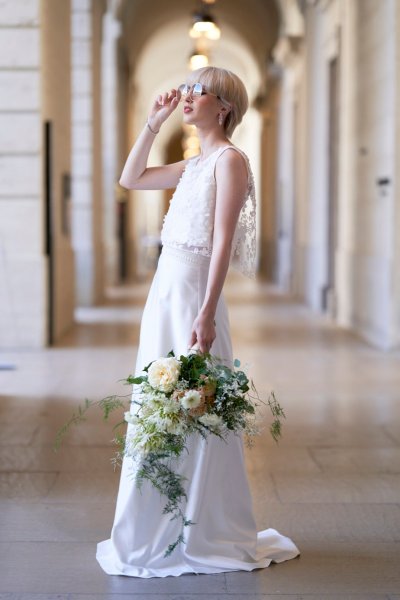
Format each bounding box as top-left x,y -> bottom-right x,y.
178,83 -> 231,107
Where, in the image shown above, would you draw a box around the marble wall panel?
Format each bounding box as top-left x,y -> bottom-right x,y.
72,0 -> 91,11
72,68 -> 92,95
71,41 -> 92,68
0,199 -> 42,256
71,205 -> 93,248
0,113 -> 41,153
0,256 -> 47,347
72,150 -> 92,178
71,177 -> 92,207
72,122 -> 92,151
0,0 -> 39,26
0,155 -> 41,196
0,72 -> 40,111
71,12 -> 91,38
72,95 -> 92,122
0,29 -> 40,68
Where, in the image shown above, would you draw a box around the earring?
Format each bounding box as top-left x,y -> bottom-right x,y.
218,113 -> 224,126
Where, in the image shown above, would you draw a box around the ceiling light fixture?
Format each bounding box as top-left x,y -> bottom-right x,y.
189,51 -> 209,70
189,5 -> 220,41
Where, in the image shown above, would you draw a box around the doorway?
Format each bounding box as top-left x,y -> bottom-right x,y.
322,52 -> 340,314
44,121 -> 54,345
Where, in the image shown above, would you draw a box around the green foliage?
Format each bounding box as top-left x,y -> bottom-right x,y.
178,351 -> 210,386
136,451 -> 195,556
267,390 -> 286,443
164,533 -> 186,558
53,398 -> 93,452
125,374 -> 147,385
98,395 -> 126,420
53,392 -> 131,453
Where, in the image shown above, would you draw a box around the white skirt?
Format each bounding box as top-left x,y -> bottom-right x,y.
96,245 -> 300,578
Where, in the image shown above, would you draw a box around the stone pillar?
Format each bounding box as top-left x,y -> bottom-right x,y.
257,78 -> 281,281
101,9 -> 121,285
273,36 -> 304,292
41,0 -> 75,343
0,0 -> 73,347
393,0 -> 400,349
0,1 -> 43,347
71,0 -> 105,306
335,0 -> 358,330
348,0 -> 398,349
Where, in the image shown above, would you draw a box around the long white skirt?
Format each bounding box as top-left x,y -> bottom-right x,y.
96,245 -> 300,578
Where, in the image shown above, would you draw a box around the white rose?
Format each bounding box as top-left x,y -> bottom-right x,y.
147,357 -> 181,393
198,413 -> 223,428
180,390 -> 202,410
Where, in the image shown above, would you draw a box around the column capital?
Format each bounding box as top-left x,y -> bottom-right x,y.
273,35 -> 303,69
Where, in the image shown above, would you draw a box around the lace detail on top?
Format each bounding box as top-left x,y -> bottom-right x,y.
160,145 -> 256,278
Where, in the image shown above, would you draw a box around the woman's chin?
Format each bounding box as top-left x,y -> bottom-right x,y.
183,113 -> 196,125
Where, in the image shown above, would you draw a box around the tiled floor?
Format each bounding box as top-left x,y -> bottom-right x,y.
1,274 -> 400,599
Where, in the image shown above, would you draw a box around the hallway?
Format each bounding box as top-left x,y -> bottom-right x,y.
0,274 -> 399,598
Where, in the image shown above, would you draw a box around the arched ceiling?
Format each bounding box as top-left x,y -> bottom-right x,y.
116,0 -> 281,79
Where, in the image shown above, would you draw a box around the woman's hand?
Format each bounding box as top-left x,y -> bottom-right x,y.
148,88 -> 181,132
189,313 -> 216,354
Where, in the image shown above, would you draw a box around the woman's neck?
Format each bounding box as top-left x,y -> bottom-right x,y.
196,128 -> 230,159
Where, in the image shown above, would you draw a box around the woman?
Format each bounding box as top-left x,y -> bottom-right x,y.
96,66 -> 299,578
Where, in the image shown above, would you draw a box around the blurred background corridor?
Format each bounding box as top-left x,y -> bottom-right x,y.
0,0 -> 399,597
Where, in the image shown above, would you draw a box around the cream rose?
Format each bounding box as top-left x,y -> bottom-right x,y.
147,357 -> 181,393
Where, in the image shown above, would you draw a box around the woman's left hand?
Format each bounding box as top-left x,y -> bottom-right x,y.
189,313 -> 216,354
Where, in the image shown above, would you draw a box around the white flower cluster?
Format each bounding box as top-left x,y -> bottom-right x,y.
198,413 -> 223,431
180,390 -> 201,410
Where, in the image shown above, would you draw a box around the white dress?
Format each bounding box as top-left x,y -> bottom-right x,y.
96,145 -> 300,578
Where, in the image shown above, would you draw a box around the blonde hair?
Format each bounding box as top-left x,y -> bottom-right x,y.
186,67 -> 249,138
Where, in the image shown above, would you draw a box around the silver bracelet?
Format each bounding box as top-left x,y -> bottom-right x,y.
146,119 -> 159,135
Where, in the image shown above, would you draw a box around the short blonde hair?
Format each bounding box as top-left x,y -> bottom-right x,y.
186,66 -> 249,138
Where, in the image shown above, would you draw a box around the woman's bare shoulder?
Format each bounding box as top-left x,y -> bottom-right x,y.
214,146 -> 249,181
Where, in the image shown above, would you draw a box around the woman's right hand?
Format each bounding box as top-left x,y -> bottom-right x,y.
148,88 -> 181,132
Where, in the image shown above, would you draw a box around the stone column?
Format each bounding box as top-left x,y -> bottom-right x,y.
257,77 -> 281,281
101,8 -> 121,285
41,0 -> 75,342
347,0 -> 397,349
0,0 -> 73,347
0,1 -> 43,347
335,0 -> 358,330
273,36 -> 304,292
393,0 -> 400,349
71,0 -> 105,306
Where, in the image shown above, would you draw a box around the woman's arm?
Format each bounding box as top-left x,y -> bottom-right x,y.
119,88 -> 186,190
189,149 -> 248,353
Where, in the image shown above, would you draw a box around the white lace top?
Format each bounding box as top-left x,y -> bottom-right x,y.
160,145 -> 256,278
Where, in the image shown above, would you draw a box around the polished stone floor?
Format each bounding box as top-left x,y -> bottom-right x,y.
0,274 -> 400,600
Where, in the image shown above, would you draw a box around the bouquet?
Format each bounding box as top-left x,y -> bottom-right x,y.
54,350 -> 285,557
